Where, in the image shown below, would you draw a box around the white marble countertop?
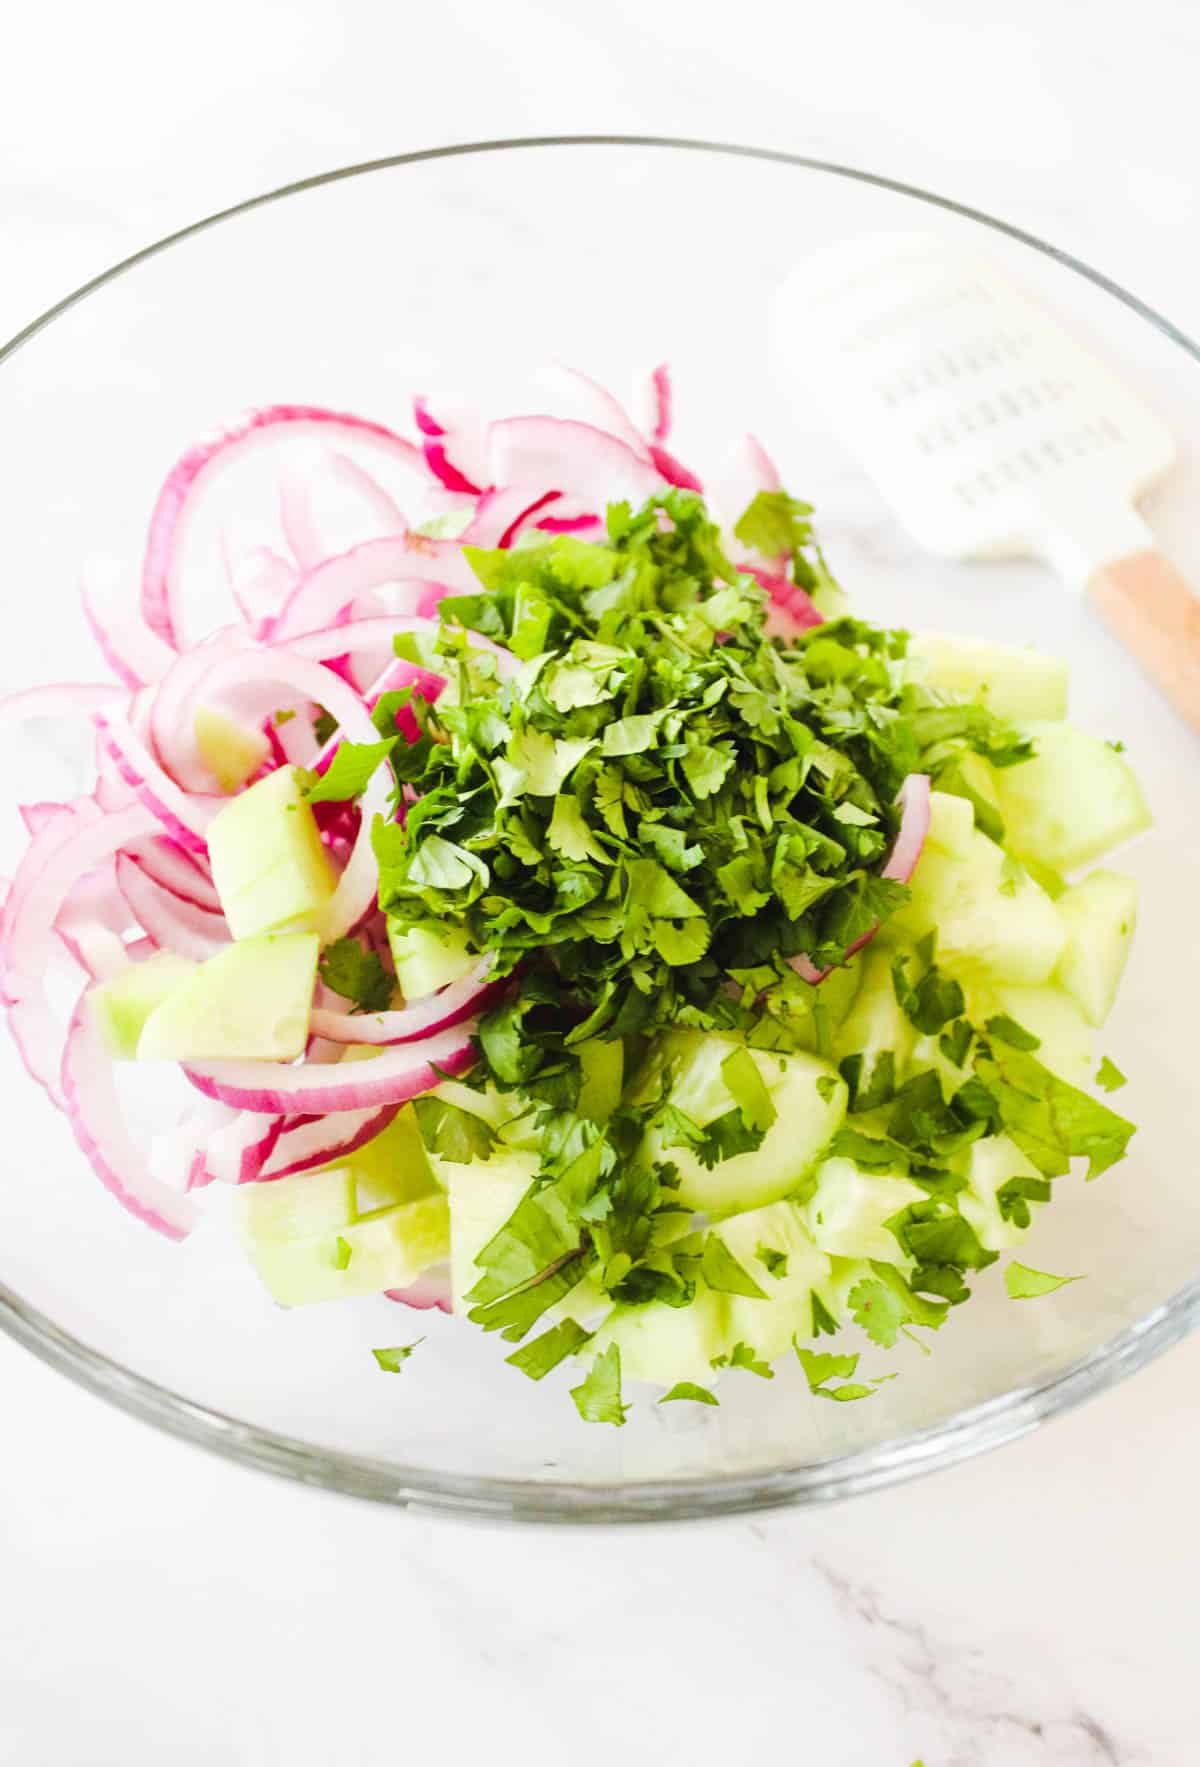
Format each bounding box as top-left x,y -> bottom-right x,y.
3,3 -> 1199,1761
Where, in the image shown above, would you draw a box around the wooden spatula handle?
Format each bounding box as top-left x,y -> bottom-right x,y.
1086,549 -> 1200,735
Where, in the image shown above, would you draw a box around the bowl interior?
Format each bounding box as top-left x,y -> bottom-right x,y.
2,140 -> 1198,1518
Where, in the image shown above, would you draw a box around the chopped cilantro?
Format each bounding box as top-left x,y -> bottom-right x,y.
712,1341 -> 774,1378
757,1244 -> 789,1278
273,707 -> 296,727
569,1344 -> 629,1425
304,738 -> 396,804
412,1096 -> 497,1162
318,938 -> 394,1013
333,1236 -> 352,1270
372,1341 -> 423,1373
1095,1056 -> 1127,1093
700,1236 -> 768,1299
505,1319 -> 592,1380
984,1013 -> 1041,1052
811,1292 -> 840,1337
659,1382 -> 720,1406
312,705 -> 338,745
1005,1261 -> 1082,1300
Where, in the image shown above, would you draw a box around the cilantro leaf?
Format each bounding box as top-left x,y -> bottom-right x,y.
569,1344 -> 629,1426
976,1043 -> 1135,1179
757,1244 -> 789,1278
1005,1261 -> 1082,1300
712,1341 -> 774,1378
505,1319 -> 592,1379
412,1096 -> 498,1163
847,1277 -> 911,1348
304,738 -> 396,803
700,1236 -> 768,1298
333,1236 -> 352,1270
984,1013 -> 1041,1052
659,1382 -> 720,1406
1095,1056 -> 1127,1093
811,1292 -> 840,1337
318,938 -> 394,1013
372,1341 -> 423,1373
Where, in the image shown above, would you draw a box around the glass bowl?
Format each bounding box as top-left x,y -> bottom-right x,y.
2,137 -> 1198,1523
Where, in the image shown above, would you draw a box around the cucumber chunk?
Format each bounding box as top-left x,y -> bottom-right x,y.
194,705 -> 270,793
906,633 -> 1068,721
387,919 -> 477,1000
797,1157 -> 924,1268
88,951 -> 197,1059
994,723 -> 1151,872
136,933 -> 318,1061
884,826 -> 1065,986
592,1287 -> 729,1386
958,1134 -> 1045,1254
637,1030 -> 846,1216
207,764 -> 338,940
1054,869 -> 1138,1026
710,1200 -> 833,1361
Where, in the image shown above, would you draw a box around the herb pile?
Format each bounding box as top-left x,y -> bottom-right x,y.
310,489 -> 1134,1421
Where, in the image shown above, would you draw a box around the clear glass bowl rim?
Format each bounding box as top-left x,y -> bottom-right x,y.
2,133 -> 1197,1524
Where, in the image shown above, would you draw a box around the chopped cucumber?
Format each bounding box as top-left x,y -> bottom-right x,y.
906,633 -> 1068,720
193,705 -> 270,793
242,1165 -> 358,1244
925,787 -> 976,859
246,1192 -> 450,1307
439,1147 -> 540,1312
346,1105 -> 440,1214
797,1157 -> 924,1268
207,764 -> 337,940
592,1287 -> 729,1386
994,723 -> 1151,872
239,1109 -> 449,1307
710,1200 -> 833,1361
576,1036 -> 624,1122
958,1134 -> 1045,1253
136,933 -> 319,1061
832,944 -> 916,1080
884,825 -> 1065,986
387,919 -> 477,1000
982,982 -> 1093,1089
88,951 -> 197,1059
1054,869 -> 1138,1026
637,1030 -> 846,1215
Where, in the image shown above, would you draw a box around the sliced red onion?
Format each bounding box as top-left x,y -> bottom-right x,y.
81,566 -> 176,687
200,1109 -> 286,1186
412,396 -> 489,494
787,774 -> 932,986
460,486 -> 561,549
489,417 -> 662,507
328,452 -> 408,533
744,564 -> 824,633
256,1102 -> 401,1181
268,535 -> 484,642
648,444 -> 704,492
61,994 -> 196,1240
185,1023 -> 476,1113
549,365 -> 654,463
2,802 -> 155,1098
94,711 -> 219,854
149,625 -> 254,793
647,363 -> 673,444
141,404 -> 426,649
385,1264 -> 452,1314
115,854 -> 230,960
278,472 -> 327,571
0,682 -> 124,730
225,545 -> 299,637
309,960 -> 496,1046
126,837 -> 221,911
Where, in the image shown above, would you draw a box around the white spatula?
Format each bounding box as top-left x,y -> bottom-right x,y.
773,232 -> 1200,733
